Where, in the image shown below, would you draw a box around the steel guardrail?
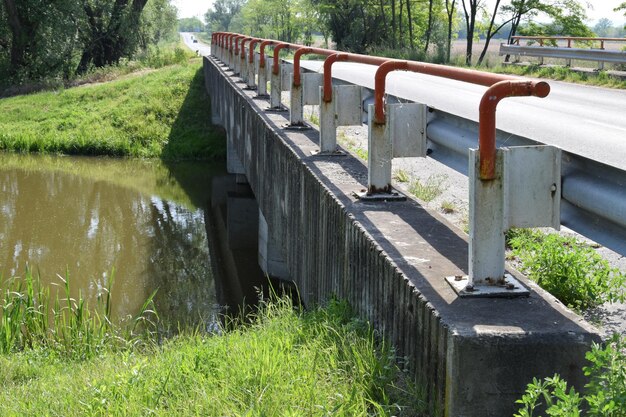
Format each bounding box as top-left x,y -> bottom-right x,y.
212,32 -> 626,259
499,44 -> 626,65
295,61 -> 626,258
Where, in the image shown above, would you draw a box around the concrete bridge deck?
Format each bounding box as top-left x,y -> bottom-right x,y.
203,55 -> 600,417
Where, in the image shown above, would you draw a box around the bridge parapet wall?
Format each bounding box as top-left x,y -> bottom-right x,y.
203,56 -> 600,417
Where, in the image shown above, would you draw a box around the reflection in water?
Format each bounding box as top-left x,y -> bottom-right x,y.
0,154 -> 225,329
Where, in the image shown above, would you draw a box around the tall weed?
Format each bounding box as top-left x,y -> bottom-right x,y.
0,268 -> 157,358
515,333 -> 626,416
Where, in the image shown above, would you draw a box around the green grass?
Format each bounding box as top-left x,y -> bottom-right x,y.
0,60 -> 225,159
408,174 -> 447,203
506,229 -> 626,311
0,274 -> 424,416
393,169 -> 410,183
483,63 -> 626,89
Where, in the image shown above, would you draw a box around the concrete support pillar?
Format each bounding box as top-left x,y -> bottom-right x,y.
289,79 -> 304,125
247,60 -> 256,89
227,192 -> 259,250
367,104 -> 392,192
319,89 -> 337,153
233,53 -> 241,75
258,210 -> 289,280
257,65 -> 268,96
227,132 -> 246,175
240,57 -> 247,82
270,70 -> 282,108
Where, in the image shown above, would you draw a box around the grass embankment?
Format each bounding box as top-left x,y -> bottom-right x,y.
0,59 -> 225,159
485,63 -> 626,89
0,272 -> 421,416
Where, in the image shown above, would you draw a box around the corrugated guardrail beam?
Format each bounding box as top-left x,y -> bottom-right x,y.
499,44 -> 626,65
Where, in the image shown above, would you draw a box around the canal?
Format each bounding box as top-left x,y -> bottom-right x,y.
0,153 -> 267,330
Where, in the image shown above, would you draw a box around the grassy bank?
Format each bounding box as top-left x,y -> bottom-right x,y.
0,272 -> 422,416
0,59 -> 225,159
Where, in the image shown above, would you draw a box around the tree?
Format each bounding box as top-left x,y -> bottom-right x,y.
141,0 -> 178,47
1,0 -> 81,78
76,0 -> 150,74
178,17 -> 203,33
593,17 -> 613,37
205,0 -> 245,33
312,0 -> 387,52
0,0 -> 178,84
472,0 -> 591,65
460,0 -> 481,65
444,0 -> 457,62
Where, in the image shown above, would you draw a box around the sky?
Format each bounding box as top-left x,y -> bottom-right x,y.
171,0 -> 213,21
172,0 -> 625,25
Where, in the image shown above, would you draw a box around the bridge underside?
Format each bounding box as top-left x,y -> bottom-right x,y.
204,56 -> 600,417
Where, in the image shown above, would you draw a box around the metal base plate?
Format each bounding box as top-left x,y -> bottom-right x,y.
264,105 -> 288,113
254,94 -> 270,99
243,86 -> 257,91
445,274 -> 530,298
310,149 -> 346,157
282,122 -> 312,131
354,190 -> 407,202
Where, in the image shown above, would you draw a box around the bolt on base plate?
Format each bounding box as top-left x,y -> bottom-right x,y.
282,122 -> 312,131
354,190 -> 407,202
310,149 -> 347,157
445,274 -> 530,298
264,105 -> 288,113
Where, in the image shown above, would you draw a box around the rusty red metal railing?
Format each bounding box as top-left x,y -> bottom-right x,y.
293,47 -> 334,86
258,40 -> 276,70
210,32 -> 551,180
322,53 -> 388,102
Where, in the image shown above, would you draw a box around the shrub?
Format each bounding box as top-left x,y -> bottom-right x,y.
514,333 -> 626,416
507,229 -> 626,311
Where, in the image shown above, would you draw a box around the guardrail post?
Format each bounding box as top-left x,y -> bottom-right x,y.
239,40 -> 248,82
257,61 -> 268,96
256,41 -> 273,97
226,34 -> 233,68
233,50 -> 240,75
246,39 -> 260,90
269,63 -> 282,109
319,86 -> 337,153
445,80 -> 558,297
289,75 -> 303,125
318,85 -> 362,154
367,104 -> 392,193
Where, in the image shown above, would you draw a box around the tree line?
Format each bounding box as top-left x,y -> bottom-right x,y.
205,0 -> 626,65
0,0 -> 178,83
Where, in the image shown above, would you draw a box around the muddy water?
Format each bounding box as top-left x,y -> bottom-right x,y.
0,154 -> 227,328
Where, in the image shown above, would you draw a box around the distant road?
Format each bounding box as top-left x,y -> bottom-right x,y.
181,32 -> 211,56
183,33 -> 626,171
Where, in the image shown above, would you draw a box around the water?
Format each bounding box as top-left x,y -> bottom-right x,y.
0,153 -> 229,328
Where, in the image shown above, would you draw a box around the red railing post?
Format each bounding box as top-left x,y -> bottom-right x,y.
478,80 -> 550,180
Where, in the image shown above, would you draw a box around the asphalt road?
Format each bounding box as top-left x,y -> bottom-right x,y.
181,32 -> 211,57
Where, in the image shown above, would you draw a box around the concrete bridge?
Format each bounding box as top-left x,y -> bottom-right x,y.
202,46 -> 600,416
